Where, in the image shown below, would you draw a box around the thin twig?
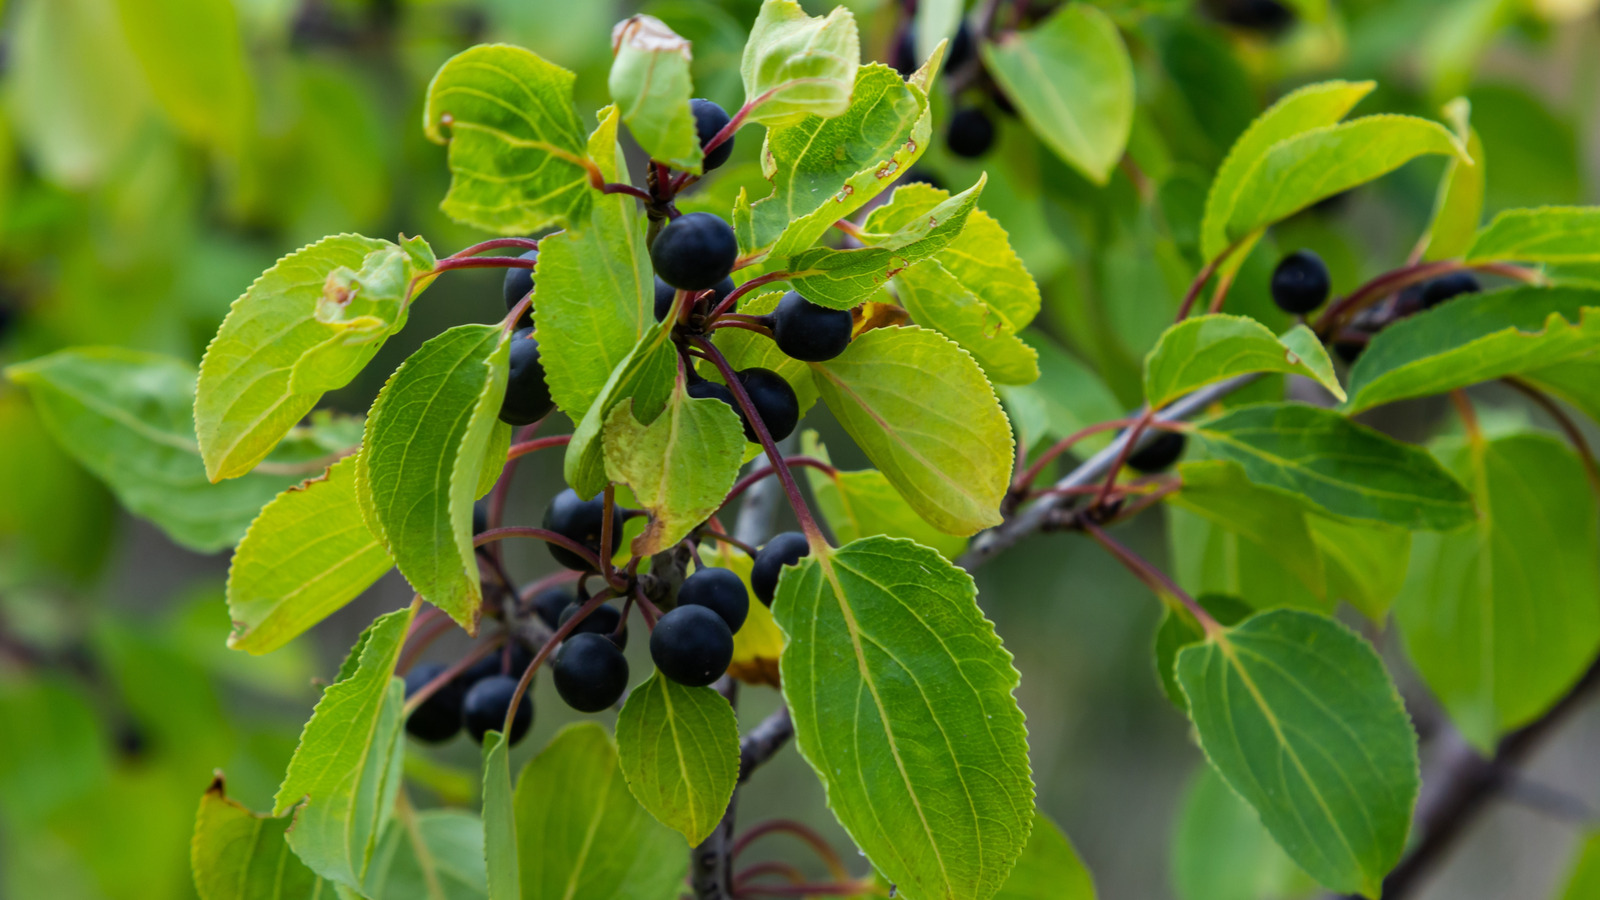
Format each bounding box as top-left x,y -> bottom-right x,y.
1503,376 -> 1600,495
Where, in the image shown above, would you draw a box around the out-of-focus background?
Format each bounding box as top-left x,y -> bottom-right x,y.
1,1 -> 1598,898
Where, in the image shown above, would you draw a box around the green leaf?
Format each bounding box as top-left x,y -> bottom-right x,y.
913,0 -> 962,63
482,733 -> 520,900
743,64 -> 927,260
1558,832 -> 1600,900
1200,80 -> 1375,265
111,0 -> 251,156
563,319 -> 679,500
5,347 -> 326,553
192,775 -> 326,900
608,16 -> 701,171
1189,403 -> 1475,530
1167,461 -> 1329,605
979,3 -> 1133,184
274,605 -> 415,890
1464,206 -> 1600,264
711,290 -> 820,417
1343,286 -> 1600,413
997,331 -> 1122,454
800,432 -> 968,560
533,106 -> 654,423
739,0 -> 859,127
1395,433 -> 1600,752
1144,316 -> 1344,409
357,325 -> 509,633
423,44 -> 592,235
514,723 -> 687,900
993,810 -> 1096,900
783,175 -> 986,309
894,258 -> 1039,384
1154,595 -> 1254,710
1419,98 -> 1486,262
227,455 -> 394,655
1172,766 -> 1315,900
774,536 -> 1034,900
1226,115 -> 1466,246
615,673 -> 740,844
811,326 -> 1014,535
1521,358 -> 1600,424
363,809 -> 488,900
1176,610 -> 1420,898
1311,516 -> 1412,622
603,385 -> 746,557
195,233 -> 434,481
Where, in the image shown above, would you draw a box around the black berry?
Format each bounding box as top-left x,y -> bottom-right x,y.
1270,250 -> 1331,315
650,212 -> 738,292
688,378 -> 740,420
946,108 -> 995,158
650,605 -> 735,687
403,662 -> 465,743
947,22 -> 975,71
530,587 -> 574,629
772,291 -> 853,362
552,633 -> 630,713
542,488 -> 625,572
1127,432 -> 1187,474
502,249 -> 539,328
473,500 -> 489,536
462,674 -> 533,745
1206,0 -> 1294,33
655,274 -> 736,322
738,368 -> 799,443
691,99 -> 735,172
558,602 -> 628,649
678,567 -> 749,633
890,30 -> 917,77
1420,272 -> 1481,308
902,168 -> 943,190
462,641 -> 535,685
500,328 -> 555,426
751,531 -> 810,606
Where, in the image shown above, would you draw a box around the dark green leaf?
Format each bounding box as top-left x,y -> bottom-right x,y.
615,673 -> 740,844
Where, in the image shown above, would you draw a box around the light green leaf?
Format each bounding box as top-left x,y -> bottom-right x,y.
744,64 -> 927,260
615,673 -> 739,844
603,385 -> 746,557
739,0 -> 859,127
609,15 -> 701,171
1464,207 -> 1600,264
193,776 -> 326,900
1172,766 -> 1315,900
894,260 -> 1039,384
482,733 -> 520,900
811,326 -> 1014,535
423,44 -> 592,235
914,0 -> 962,63
783,175 -> 986,309
563,320 -> 679,500
357,325 -> 509,633
997,331 -> 1122,454
1144,316 -> 1344,409
1154,596 -> 1254,710
1343,286 -> 1600,413
1227,115 -> 1465,246
112,0 -> 251,156
1521,357 -> 1600,424
274,605 -> 415,889
800,431 -> 968,560
227,455 -> 393,655
1168,461 -> 1328,605
979,3 -> 1133,184
1310,516 -> 1412,623
1396,433 -> 1600,753
195,233 -> 434,481
5,347 -> 328,553
1419,98 -> 1486,262
1189,403 -> 1475,530
534,106 -> 654,423
994,810 -> 1096,900
774,536 -> 1034,900
514,723 -> 687,900
711,290 -> 820,417
1177,610 -> 1420,898
1558,832 -> 1600,900
363,809 -> 487,900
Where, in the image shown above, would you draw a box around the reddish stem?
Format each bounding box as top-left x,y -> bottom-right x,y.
1084,520 -> 1219,635
501,590 -> 616,733
708,272 -> 791,321
632,581 -> 662,629
433,255 -> 540,273
709,319 -> 774,338
1095,408 -> 1158,508
698,529 -> 759,558
732,862 -> 807,887
442,237 -> 540,259
475,526 -> 602,573
730,820 -> 848,880
397,614 -> 456,674
1175,241 -> 1242,321
507,434 -> 571,461
401,634 -> 506,716
1503,377 -> 1600,495
1012,418 -> 1141,494
722,457 -> 837,509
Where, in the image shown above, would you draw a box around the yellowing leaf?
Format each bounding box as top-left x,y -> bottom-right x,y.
609,16 -> 701,171
739,0 -> 859,127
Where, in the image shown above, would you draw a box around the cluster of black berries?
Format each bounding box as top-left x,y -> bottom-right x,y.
891,20 -> 1009,159
403,641 -> 536,746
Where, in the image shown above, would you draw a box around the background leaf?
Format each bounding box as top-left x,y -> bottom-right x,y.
1419,98 -> 1486,262
1144,316 -> 1343,408
615,673 -> 740,844
801,432 -> 968,560
1167,461 -> 1329,606
361,808 -> 487,900
993,810 -> 1096,900
111,0 -> 251,157
608,16 -> 701,171
482,733 -> 520,900
1171,766 -> 1315,900
739,1 -> 859,127
192,776 -> 325,900
1464,206 -> 1600,263
997,332 -> 1122,454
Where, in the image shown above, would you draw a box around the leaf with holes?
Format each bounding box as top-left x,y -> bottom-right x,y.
609,16 -> 701,171
192,775 -> 327,900
615,673 -> 740,844
739,0 -> 859,127
1144,316 -> 1343,409
774,536 -> 1034,900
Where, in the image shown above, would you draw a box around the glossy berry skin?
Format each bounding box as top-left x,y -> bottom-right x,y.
947,108 -> 995,158
543,488 -> 625,571
1420,272 -> 1481,308
688,378 -> 740,418
530,587 -> 575,629
462,674 -> 533,745
1127,432 -> 1187,474
403,663 -> 465,743
772,291 -> 853,362
738,368 -> 799,443
678,567 -> 749,633
462,642 -> 535,685
500,328 -> 555,426
558,602 -> 628,649
691,99 -> 735,172
552,633 -> 630,713
502,249 -> 539,328
654,274 -> 736,322
650,213 -> 739,292
1270,250 -> 1331,314
650,605 -> 734,687
751,531 -> 810,606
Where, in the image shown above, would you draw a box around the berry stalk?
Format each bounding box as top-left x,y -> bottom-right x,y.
1082,520 -> 1220,636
